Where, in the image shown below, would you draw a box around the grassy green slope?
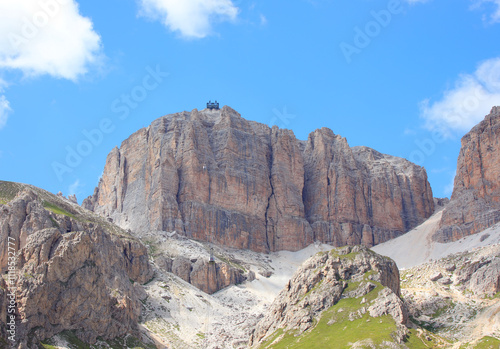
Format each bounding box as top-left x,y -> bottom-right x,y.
258,249 -> 451,349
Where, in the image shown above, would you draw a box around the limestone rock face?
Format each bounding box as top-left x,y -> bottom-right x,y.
190,260 -> 245,295
437,107 -> 500,242
84,107 -> 434,252
156,236 -> 248,294
453,246 -> 500,297
0,189 -> 57,272
249,246 -> 407,347
0,182 -> 153,347
402,244 -> 500,343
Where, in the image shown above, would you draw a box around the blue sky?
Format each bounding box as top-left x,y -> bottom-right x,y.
1,0 -> 500,202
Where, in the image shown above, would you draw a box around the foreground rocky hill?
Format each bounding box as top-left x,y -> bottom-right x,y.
83,106 -> 434,253
249,246 -> 415,348
437,106 -> 500,242
248,244 -> 500,349
0,181 -> 155,348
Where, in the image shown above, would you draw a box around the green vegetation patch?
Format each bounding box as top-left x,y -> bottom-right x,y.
461,336 -> 500,349
0,180 -> 22,203
144,240 -> 159,257
403,329 -> 450,348
260,275 -> 405,348
42,200 -> 76,219
42,331 -> 88,349
49,216 -> 60,228
103,335 -> 157,349
41,330 -> 156,349
214,252 -> 247,273
432,299 -> 456,319
260,312 -> 397,348
487,291 -> 500,300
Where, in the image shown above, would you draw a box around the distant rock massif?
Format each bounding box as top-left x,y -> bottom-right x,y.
83,106 -> 435,253
437,107 -> 500,242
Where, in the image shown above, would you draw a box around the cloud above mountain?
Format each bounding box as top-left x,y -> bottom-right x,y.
420,57 -> 500,138
407,0 -> 500,22
473,0 -> 500,22
0,0 -> 102,130
0,0 -> 102,80
0,95 -> 11,130
137,0 -> 239,38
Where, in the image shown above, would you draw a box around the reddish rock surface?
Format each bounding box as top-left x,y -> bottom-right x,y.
436,106 -> 500,242
84,106 -> 434,252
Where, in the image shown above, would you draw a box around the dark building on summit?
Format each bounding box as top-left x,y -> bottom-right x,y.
207,100 -> 220,110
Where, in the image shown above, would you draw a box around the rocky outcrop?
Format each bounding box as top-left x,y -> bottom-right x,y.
434,197 -> 450,212
249,246 -> 407,347
190,260 -> 245,294
437,106 -> 500,242
401,243 -> 500,344
84,107 -> 434,252
162,255 -> 245,294
453,246 -> 500,297
147,232 -> 250,294
0,182 -> 153,347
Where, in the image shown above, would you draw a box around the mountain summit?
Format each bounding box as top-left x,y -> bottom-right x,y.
437,106 -> 500,242
83,106 -> 434,252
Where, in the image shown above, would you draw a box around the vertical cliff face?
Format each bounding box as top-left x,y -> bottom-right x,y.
302,130 -> 434,247
84,106 -> 434,252
436,107 -> 500,242
0,181 -> 153,346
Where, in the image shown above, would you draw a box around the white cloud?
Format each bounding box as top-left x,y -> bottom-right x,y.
472,0 -> 500,22
403,127 -> 417,135
408,0 -> 500,22
138,0 -> 239,38
68,179 -> 81,196
444,171 -> 456,197
0,0 -> 102,80
0,95 -> 12,130
260,14 -> 268,26
406,0 -> 431,4
420,57 -> 500,138
0,78 -> 7,92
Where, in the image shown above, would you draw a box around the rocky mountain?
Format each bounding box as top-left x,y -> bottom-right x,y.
401,244 -> 500,347
249,246 -> 416,348
2,177 -> 498,348
437,106 -> 500,242
0,181 -> 155,348
249,243 -> 500,349
83,106 -> 434,253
